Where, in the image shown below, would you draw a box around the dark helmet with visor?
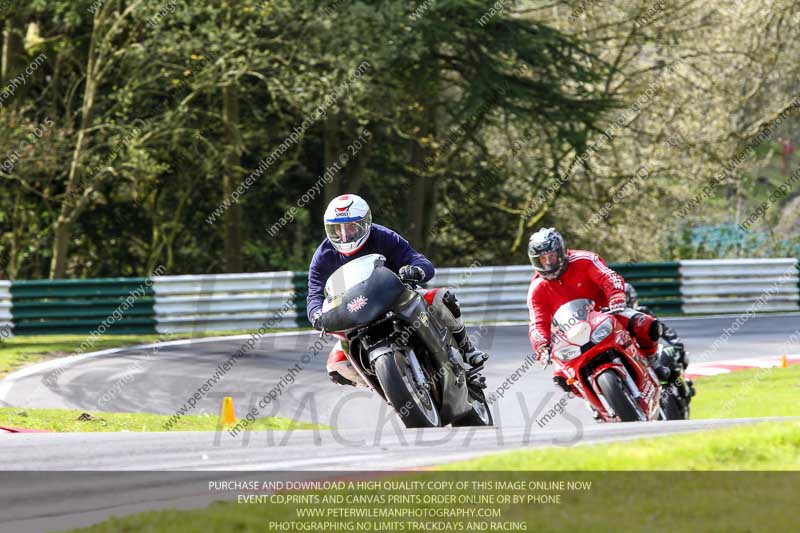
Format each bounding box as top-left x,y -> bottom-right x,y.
528,228 -> 568,280
624,282 -> 639,308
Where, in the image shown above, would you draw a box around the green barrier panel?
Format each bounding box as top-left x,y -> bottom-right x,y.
11,277 -> 157,335
292,271 -> 311,328
13,317 -> 157,329
12,306 -> 156,319
13,325 -> 157,335
610,261 -> 682,314
12,297 -> 156,308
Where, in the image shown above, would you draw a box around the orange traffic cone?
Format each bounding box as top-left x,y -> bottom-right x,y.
781,354 -> 788,369
221,396 -> 237,426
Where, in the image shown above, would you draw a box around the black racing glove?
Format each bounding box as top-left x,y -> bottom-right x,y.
398,265 -> 426,284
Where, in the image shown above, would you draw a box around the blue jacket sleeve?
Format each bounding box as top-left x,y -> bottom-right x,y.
306,248 -> 328,323
381,229 -> 435,282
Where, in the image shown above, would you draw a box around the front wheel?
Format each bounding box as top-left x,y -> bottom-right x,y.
373,350 -> 441,428
660,389 -> 689,420
452,389 -> 494,427
596,370 -> 645,422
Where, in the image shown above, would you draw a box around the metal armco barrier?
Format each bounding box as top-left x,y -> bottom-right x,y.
153,272 -> 309,334
1,259 -> 797,335
429,262 -> 682,322
679,258 -> 800,314
0,281 -> 13,339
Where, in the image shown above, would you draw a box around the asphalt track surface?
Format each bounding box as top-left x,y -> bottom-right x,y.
1,314 -> 798,457
0,314 -> 798,531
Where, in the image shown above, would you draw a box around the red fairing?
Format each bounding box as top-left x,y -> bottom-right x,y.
326,343 -> 348,374
527,249 -> 626,353
327,347 -> 347,366
550,306 -> 661,422
422,288 -> 440,306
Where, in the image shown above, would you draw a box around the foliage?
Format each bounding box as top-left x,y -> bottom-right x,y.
1,1 -> 799,279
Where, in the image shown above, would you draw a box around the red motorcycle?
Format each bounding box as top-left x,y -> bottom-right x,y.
548,298 -> 684,422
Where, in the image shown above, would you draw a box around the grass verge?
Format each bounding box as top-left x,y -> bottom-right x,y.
55,367 -> 800,532
0,406 -> 324,432
690,363 -> 800,419
440,420 -> 800,470
439,364 -> 800,471
64,423 -> 800,532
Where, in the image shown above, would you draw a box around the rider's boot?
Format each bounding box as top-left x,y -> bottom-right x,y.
685,378 -> 696,398
647,350 -> 672,382
452,325 -> 489,368
431,289 -> 489,368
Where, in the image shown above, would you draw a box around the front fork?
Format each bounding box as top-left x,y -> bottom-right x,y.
406,349 -> 428,389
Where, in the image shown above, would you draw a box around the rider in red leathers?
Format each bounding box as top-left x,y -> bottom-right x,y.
526,228 -> 670,383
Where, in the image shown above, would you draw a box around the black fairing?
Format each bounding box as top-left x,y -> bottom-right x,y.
320,264 -> 473,426
320,267 -> 405,332
392,288 -> 471,423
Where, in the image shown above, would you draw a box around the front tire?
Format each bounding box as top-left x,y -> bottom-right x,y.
661,389 -> 689,420
373,350 -> 441,428
452,389 -> 494,427
596,370 -> 645,422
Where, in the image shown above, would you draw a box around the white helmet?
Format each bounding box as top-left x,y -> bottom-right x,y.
324,194 -> 372,255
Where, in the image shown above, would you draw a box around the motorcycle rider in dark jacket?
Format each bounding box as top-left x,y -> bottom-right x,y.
307,194 -> 489,386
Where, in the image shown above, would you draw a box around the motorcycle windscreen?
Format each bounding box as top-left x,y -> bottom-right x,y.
551,298 -> 596,337
321,266 -> 405,332
324,253 -> 387,300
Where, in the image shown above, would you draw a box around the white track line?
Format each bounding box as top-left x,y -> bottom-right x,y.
685,354 -> 800,377
0,330 -> 316,402
3,315 -> 798,401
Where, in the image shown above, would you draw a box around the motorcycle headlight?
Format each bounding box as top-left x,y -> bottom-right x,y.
554,345 -> 582,361
591,318 -> 614,343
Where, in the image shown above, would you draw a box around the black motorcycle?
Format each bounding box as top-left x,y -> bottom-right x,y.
656,344 -> 694,420
320,254 -> 492,428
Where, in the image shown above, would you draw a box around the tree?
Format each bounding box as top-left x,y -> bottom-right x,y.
50,0 -> 146,278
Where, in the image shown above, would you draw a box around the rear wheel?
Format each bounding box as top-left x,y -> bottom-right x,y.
596,371 -> 645,422
373,350 -> 441,428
